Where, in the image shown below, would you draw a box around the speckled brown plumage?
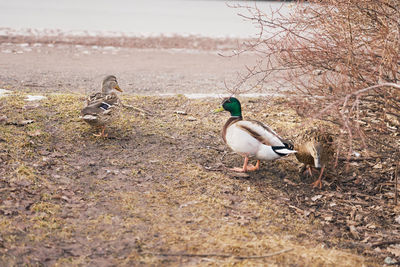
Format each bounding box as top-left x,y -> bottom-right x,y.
80,75 -> 123,137
295,128 -> 335,188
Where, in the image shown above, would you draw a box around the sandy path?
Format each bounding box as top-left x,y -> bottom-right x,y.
0,42 -> 258,95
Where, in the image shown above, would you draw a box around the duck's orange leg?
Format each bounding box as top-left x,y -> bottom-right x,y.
247,160 -> 260,171
302,165 -> 319,176
231,156 -> 250,172
311,165 -> 325,189
93,126 -> 108,137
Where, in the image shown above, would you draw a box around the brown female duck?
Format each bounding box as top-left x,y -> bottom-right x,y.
295,128 -> 334,188
81,75 -> 123,137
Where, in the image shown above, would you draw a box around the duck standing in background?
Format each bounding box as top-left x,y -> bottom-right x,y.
215,97 -> 296,172
81,75 -> 123,137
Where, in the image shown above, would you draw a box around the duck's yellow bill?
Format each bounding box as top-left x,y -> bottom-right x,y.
213,107 -> 224,113
114,84 -> 123,92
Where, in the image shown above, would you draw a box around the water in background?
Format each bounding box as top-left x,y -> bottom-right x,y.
0,0 -> 291,38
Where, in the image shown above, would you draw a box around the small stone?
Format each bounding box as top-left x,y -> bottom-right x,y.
384,257 -> 397,265
174,110 -> 187,115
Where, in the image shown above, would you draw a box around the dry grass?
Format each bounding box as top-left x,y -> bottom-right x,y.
0,92 -> 380,266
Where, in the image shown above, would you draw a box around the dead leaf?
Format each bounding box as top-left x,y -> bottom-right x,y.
387,245 -> 400,257
23,103 -> 40,110
284,178 -> 298,186
0,115 -> 7,123
28,130 -> 42,137
373,163 -> 382,169
179,201 -> 199,208
349,225 -> 360,240
311,195 -> 323,201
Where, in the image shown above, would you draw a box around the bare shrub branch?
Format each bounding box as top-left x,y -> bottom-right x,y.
229,0 -> 400,159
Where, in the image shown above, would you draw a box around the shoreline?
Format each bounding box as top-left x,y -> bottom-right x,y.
0,27 -> 251,51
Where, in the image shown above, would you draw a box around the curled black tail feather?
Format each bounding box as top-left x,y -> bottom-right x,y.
284,142 -> 294,150
271,144 -> 296,157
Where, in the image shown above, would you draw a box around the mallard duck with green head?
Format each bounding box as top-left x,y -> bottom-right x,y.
81,75 -> 123,137
215,97 -> 296,172
295,128 -> 334,188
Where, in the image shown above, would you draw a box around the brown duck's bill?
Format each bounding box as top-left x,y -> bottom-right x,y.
114,84 -> 123,92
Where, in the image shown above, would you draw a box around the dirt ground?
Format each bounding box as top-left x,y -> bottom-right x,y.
0,35 -> 399,266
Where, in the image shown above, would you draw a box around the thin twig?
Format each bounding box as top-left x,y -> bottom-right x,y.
395,163 -> 398,205
121,103 -> 153,115
371,239 -> 400,248
142,248 -> 293,259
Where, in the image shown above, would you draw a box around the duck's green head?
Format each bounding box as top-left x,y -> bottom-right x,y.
214,97 -> 242,117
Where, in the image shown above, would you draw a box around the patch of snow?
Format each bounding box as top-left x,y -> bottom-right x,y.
103,46 -> 119,51
25,95 -> 47,101
0,89 -> 11,98
184,93 -> 284,99
158,93 -> 283,99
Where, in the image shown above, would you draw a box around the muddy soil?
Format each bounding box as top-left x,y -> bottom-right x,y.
0,91 -> 396,266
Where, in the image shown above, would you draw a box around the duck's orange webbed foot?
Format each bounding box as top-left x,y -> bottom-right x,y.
310,166 -> 325,189
310,178 -> 323,189
93,126 -> 108,138
246,160 -> 260,172
230,167 -> 248,173
230,157 -> 260,173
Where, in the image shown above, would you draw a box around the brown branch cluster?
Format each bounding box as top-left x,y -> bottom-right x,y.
231,0 -> 400,158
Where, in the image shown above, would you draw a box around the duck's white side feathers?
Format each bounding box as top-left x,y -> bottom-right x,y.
225,120 -> 294,161
235,120 -> 286,146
